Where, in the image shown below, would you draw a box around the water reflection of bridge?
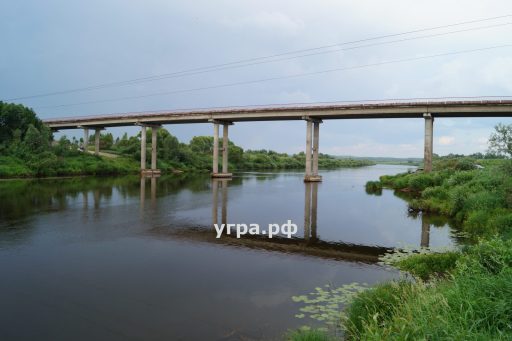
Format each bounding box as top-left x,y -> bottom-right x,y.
144,177 -> 433,264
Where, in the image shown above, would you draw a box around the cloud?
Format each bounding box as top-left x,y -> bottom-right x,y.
323,143 -> 422,158
276,90 -> 312,103
221,11 -> 304,35
3,0 -> 512,157
481,57 -> 512,92
438,136 -> 455,145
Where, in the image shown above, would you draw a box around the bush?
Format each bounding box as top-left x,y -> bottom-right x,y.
365,181 -> 382,195
444,171 -> 475,186
489,212 -> 512,238
465,210 -> 494,237
457,238 -> 512,275
397,252 -> 460,280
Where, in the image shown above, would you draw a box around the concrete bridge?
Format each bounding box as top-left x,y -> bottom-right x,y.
44,98 -> 512,181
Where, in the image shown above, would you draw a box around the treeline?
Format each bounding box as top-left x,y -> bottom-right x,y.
102,130 -> 374,171
0,102 -> 373,178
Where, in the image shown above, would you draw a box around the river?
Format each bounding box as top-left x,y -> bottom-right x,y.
0,165 -> 459,340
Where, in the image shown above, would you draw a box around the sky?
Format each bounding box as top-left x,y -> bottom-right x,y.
1,0 -> 512,157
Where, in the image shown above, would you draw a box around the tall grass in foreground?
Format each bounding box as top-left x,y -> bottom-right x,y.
345,238 -> 512,340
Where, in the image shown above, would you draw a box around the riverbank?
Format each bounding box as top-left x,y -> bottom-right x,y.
291,158 -> 512,340
0,151 -> 375,179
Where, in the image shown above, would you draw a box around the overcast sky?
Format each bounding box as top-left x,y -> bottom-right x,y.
1,0 -> 512,157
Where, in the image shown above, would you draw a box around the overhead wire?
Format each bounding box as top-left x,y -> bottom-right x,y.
8,14 -> 512,101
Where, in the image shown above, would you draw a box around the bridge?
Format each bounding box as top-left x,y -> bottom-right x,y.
43,98 -> 512,181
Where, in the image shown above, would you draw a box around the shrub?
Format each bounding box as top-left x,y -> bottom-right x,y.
408,174 -> 436,191
421,186 -> 448,200
365,181 -> 382,195
489,212 -> 512,238
444,171 -> 475,186
457,238 -> 512,275
397,252 -> 460,280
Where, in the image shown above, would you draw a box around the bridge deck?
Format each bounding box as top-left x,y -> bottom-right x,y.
44,99 -> 512,129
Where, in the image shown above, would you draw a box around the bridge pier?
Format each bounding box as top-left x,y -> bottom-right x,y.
140,125 -> 147,170
423,113 -> 434,173
94,128 -> 101,155
83,127 -> 89,152
140,124 -> 161,177
151,126 -> 158,170
211,120 -> 233,178
304,118 -> 322,182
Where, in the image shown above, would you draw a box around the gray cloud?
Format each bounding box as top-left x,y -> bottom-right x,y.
1,0 -> 512,156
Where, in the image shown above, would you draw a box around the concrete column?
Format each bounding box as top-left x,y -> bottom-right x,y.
222,124 -> 229,174
312,122 -> 320,176
83,128 -> 89,152
213,123 -> 219,174
305,121 -> 312,176
140,125 -> 147,170
424,113 -> 434,173
94,128 -> 100,155
151,126 -> 158,170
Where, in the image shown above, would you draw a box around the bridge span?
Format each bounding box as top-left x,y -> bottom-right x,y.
43,99 -> 512,180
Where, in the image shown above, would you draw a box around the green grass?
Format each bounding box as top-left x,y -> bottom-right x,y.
345,281 -> 415,337
396,252 -> 460,280
0,153 -> 139,178
344,239 -> 512,340
373,159 -> 512,240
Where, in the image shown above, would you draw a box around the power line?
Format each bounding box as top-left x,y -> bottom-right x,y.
37,43 -> 512,110
9,14 -> 512,101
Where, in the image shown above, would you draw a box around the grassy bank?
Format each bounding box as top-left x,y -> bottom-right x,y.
290,158 -> 512,340
0,154 -> 139,178
0,150 -> 374,179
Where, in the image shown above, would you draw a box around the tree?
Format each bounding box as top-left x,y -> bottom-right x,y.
100,132 -> 114,149
189,136 -> 213,154
23,124 -> 49,153
0,101 -> 43,144
161,134 -> 180,161
488,123 -> 512,158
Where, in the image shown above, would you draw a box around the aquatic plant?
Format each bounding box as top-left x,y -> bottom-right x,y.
291,282 -> 369,336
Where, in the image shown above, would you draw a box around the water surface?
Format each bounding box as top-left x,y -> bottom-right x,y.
0,165 -> 458,340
